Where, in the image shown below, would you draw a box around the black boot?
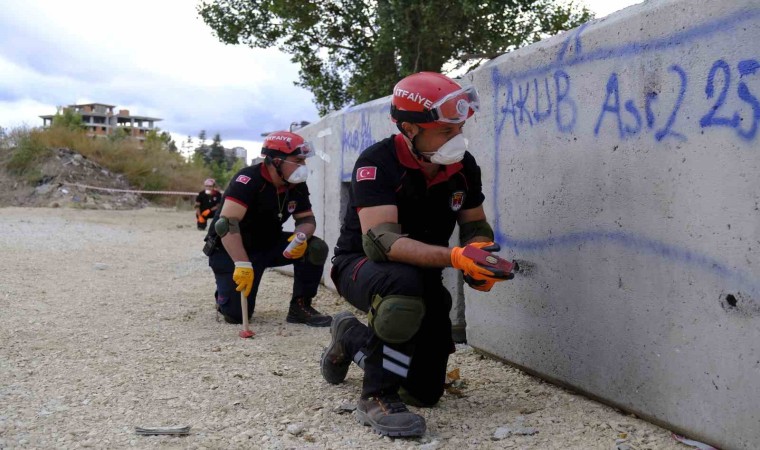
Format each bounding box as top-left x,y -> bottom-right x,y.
286,297 -> 332,327
356,393 -> 426,437
321,311 -> 361,384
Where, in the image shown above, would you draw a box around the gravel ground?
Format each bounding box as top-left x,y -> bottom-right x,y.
0,207 -> 687,450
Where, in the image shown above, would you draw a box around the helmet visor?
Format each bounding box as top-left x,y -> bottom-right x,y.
431,86 -> 479,124
294,141 -> 316,159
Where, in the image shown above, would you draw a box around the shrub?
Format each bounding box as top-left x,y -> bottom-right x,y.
5,128 -> 51,177
1,126 -> 223,204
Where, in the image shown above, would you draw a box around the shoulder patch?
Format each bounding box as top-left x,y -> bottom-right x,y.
356,166 -> 377,182
450,191 -> 466,211
236,175 -> 251,184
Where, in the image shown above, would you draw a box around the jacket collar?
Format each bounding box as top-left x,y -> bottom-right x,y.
393,133 -> 463,187
260,162 -> 292,193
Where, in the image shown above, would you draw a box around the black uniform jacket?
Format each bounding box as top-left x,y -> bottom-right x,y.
209,163 -> 312,252
335,134 -> 485,257
196,190 -> 221,212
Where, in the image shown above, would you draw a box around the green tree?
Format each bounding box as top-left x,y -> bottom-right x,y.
194,129 -> 210,165
160,131 -> 178,153
51,107 -> 86,131
198,0 -> 593,115
211,156 -> 246,189
108,127 -> 129,142
209,132 -> 226,167
143,128 -> 178,152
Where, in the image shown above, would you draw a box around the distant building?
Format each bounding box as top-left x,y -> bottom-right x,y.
232,146 -> 248,162
40,103 -> 162,144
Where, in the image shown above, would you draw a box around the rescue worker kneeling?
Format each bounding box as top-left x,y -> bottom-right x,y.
321,72 -> 513,437
204,131 -> 332,327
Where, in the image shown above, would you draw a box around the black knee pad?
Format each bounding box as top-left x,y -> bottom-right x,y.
305,236 -> 328,265
368,294 -> 425,344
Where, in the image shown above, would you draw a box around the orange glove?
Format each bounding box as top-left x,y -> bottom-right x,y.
450,242 -> 514,292
284,233 -> 308,259
202,209 -> 212,218
197,215 -> 206,224
465,276 -> 497,292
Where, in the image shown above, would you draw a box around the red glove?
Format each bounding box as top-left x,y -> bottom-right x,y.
450,242 -> 514,292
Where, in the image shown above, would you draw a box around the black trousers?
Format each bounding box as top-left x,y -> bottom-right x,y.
209,232 -> 324,323
331,254 -> 454,405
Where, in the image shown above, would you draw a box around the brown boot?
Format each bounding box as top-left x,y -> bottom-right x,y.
356,394 -> 426,437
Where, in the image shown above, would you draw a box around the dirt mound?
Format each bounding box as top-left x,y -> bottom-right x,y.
0,147 -> 149,209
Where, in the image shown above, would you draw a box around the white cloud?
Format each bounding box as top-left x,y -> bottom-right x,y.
0,0 -> 317,141
0,99 -> 58,130
0,0 -> 643,140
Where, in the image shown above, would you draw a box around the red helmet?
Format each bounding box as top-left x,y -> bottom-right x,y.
390,72 -> 479,129
261,131 -> 314,159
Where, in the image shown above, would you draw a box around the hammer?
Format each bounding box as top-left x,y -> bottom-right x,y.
239,292 -> 255,339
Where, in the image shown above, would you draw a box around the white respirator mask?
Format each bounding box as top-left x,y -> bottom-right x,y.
286,164 -> 309,184
204,189 -> 212,195
420,134 -> 468,165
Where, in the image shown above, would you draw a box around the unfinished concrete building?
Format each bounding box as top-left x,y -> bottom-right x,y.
40,103 -> 162,144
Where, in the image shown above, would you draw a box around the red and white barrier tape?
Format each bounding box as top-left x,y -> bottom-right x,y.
62,182 -> 197,196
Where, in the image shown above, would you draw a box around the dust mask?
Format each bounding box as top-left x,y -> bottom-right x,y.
204,189 -> 212,195
420,134 -> 467,165
286,165 -> 309,184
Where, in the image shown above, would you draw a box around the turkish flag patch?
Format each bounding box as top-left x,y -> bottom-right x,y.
235,175 -> 251,184
356,166 -> 377,182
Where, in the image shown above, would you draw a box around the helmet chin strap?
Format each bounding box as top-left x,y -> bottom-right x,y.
401,130 -> 432,163
270,158 -> 290,186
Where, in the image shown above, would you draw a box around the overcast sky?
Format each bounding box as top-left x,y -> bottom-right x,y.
0,0 -> 642,157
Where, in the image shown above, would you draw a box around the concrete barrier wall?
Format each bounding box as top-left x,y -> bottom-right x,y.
292,0 -> 760,447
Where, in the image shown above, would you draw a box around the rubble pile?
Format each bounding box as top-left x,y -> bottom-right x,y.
0,147 -> 149,209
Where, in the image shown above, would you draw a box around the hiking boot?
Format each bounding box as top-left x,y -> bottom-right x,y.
320,311 -> 361,384
356,394 -> 426,437
286,297 -> 332,327
222,314 -> 241,324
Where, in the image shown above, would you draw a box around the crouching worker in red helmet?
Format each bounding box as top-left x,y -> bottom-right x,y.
203,131 -> 332,327
321,73 -> 514,437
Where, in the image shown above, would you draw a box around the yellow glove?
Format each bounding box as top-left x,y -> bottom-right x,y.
233,262 -> 254,297
285,233 -> 308,259
202,209 -> 212,218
